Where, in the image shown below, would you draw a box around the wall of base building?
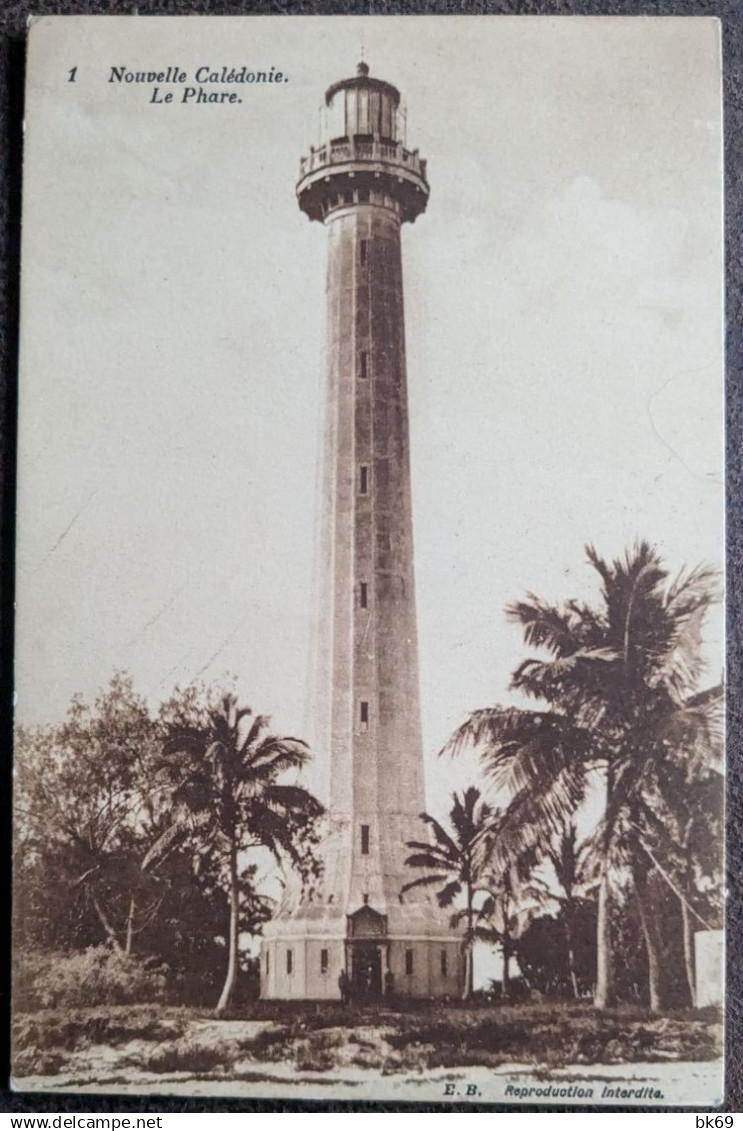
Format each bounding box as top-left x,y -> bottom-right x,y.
261,937 -> 463,1000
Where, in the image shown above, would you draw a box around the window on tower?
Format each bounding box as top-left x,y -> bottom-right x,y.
405,949 -> 414,975
441,950 -> 448,976
360,581 -> 368,609
359,351 -> 368,379
360,700 -> 369,730
361,825 -> 370,855
320,949 -> 329,974
286,949 -> 293,975
360,238 -> 368,266
360,465 -> 369,494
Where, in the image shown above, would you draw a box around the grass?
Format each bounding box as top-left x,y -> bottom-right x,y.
13,1004 -> 191,1055
12,999 -> 722,1084
384,1003 -> 721,1068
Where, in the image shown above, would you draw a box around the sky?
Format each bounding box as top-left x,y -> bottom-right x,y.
17,15 -> 723,819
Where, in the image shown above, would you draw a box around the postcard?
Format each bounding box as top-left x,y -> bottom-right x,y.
12,14 -> 724,1105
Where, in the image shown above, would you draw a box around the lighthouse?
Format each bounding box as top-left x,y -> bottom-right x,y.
261,63 -> 462,999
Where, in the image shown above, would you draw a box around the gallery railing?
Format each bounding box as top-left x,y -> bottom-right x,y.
299,139 -> 427,181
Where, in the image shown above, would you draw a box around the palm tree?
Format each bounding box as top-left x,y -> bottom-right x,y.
144,693 -> 324,1013
621,743 -> 723,1007
444,541 -> 721,1011
402,787 -> 492,1000
519,822 -> 592,999
476,866 -> 522,1000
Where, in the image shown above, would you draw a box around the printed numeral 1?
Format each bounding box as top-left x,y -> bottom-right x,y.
68,67 -> 77,83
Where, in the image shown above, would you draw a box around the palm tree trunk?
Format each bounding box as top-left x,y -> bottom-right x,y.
216,838 -> 240,1015
681,894 -> 696,1007
124,897 -> 136,957
595,758 -> 616,1010
635,881 -> 663,1012
564,911 -> 580,999
594,873 -> 615,1009
463,942 -> 474,1001
463,889 -> 474,1001
502,939 -> 511,1002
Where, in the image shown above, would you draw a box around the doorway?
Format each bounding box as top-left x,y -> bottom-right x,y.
351,943 -> 382,1000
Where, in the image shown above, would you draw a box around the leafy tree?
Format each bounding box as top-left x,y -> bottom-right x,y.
146,691 -> 324,1013
623,724 -> 723,1006
444,541 -> 722,1010
136,851 -> 272,1005
14,674 -> 162,956
14,675 -> 316,1012
514,900 -> 597,997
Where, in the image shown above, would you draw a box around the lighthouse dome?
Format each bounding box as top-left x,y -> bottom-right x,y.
324,62 -> 400,144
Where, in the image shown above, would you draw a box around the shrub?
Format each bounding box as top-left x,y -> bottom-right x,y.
14,947 -> 167,1011
131,1038 -> 224,1075
13,1047 -> 65,1077
295,1047 -> 335,1072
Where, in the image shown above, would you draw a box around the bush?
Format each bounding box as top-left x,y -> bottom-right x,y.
130,1038 -> 224,1076
13,1009 -> 185,1057
14,947 -> 167,1011
12,1047 -> 65,1077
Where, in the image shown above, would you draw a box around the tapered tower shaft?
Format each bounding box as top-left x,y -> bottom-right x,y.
304,63 -> 429,911
318,204 -> 425,818
261,63 -> 462,1000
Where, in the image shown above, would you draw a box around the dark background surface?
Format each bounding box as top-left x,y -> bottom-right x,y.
0,0 -> 739,1114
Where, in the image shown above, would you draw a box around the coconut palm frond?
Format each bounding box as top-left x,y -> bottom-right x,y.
141,818 -> 190,872
238,713 -> 271,754
404,838 -> 452,859
490,723 -> 588,801
665,562 -> 722,613
401,871 -> 451,895
511,648 -> 619,705
449,787 -> 492,846
253,736 -> 310,765
444,705 -> 585,791
416,811 -> 461,861
487,767 -> 587,873
472,922 -> 502,945
652,605 -> 707,700
435,879 -> 463,908
646,693 -> 724,777
255,783 -> 325,818
238,742 -> 310,786
404,851 -> 449,871
505,595 -> 585,656
439,706 -> 510,759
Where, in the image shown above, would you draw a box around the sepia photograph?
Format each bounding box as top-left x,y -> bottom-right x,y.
12,14 -> 725,1105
